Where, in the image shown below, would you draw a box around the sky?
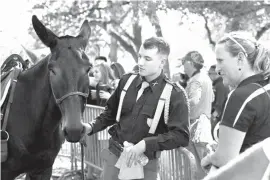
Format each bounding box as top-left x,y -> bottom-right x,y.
0,0 -> 216,73
0,0 -> 33,61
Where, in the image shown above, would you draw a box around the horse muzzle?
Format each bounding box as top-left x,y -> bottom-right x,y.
63,124 -> 85,143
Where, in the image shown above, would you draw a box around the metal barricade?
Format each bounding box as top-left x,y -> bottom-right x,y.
60,104 -> 197,180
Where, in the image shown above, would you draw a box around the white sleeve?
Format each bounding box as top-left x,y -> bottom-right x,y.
263,138 -> 270,161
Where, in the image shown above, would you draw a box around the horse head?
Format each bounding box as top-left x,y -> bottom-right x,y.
32,15 -> 92,142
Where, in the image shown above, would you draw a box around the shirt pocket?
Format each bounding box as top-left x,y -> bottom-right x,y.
141,105 -> 156,127
121,102 -> 133,115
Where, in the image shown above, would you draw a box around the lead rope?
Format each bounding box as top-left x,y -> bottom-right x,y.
81,142 -> 85,180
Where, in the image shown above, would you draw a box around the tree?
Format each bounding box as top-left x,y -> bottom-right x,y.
164,1 -> 270,47
29,0 -> 173,75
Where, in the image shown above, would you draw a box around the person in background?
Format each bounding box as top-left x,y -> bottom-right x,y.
172,72 -> 189,88
182,51 -> 214,179
132,64 -> 139,73
208,65 -> 230,140
94,56 -> 108,65
201,32 -> 270,175
203,137 -> 270,180
110,62 -> 126,89
87,63 -> 115,106
82,37 -> 190,180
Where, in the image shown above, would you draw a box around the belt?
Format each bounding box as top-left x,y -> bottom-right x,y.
108,138 -> 123,157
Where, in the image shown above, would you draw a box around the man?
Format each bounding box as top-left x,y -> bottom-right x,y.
82,37 -> 190,180
208,65 -> 229,123
203,137 -> 270,180
208,65 -> 230,140
94,56 -> 108,65
182,51 -> 214,179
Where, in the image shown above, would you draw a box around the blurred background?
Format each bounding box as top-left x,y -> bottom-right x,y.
1,0 -> 270,77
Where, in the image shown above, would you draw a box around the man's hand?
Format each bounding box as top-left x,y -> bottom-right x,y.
82,122 -> 93,135
80,122 -> 93,147
125,140 -> 146,167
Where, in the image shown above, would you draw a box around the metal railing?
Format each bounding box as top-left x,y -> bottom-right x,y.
59,104 -> 197,180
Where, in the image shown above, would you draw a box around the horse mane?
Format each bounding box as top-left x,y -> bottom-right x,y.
22,54 -> 50,72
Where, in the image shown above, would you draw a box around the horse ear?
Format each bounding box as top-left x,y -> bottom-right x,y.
77,20 -> 91,49
32,15 -> 58,48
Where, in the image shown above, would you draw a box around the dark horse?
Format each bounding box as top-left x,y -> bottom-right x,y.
1,15 -> 92,180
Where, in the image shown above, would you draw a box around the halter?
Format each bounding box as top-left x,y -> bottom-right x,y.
49,76 -> 89,105
55,91 -> 88,104
49,77 -> 88,180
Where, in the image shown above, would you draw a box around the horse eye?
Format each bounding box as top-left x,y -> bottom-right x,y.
50,69 -> 56,75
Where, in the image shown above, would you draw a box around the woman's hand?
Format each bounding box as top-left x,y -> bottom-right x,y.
89,77 -> 98,87
201,153 -> 213,171
99,91 -> 111,100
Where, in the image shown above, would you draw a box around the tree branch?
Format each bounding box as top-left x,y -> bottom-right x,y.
87,1 -> 101,17
118,7 -> 132,23
146,2 -> 163,37
255,22 -> 270,40
200,13 -> 216,47
109,30 -> 138,61
118,26 -> 136,43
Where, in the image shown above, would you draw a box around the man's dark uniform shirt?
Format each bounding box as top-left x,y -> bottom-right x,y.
220,74 -> 270,152
89,73 -> 190,159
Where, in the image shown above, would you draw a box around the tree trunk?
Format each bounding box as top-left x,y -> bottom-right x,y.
146,2 -> 170,77
109,36 -> 118,63
255,23 -> 270,40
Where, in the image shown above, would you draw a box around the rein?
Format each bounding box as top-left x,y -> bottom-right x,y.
81,142 -> 85,180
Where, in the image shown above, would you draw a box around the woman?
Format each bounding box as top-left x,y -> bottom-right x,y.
201,32 -> 270,173
110,62 -> 125,89
87,63 -> 115,106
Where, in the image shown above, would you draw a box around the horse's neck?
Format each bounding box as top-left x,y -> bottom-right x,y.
16,57 -> 56,119
8,57 -> 61,145
19,58 -> 50,94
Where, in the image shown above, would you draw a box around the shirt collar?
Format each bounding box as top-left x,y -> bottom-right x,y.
237,73 -> 266,87
136,72 -> 165,92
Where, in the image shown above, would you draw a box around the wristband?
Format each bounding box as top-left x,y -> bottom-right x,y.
263,138 -> 270,161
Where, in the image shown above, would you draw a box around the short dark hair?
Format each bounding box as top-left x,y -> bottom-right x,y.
143,37 -> 170,56
95,56 -> 107,62
183,51 -> 204,70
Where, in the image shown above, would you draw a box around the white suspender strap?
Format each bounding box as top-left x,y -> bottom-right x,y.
0,79 -> 11,108
148,83 -> 173,134
116,74 -> 137,122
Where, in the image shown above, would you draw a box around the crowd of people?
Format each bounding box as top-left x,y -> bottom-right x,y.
3,31 -> 267,179
81,31 -> 270,180
87,56 -> 126,107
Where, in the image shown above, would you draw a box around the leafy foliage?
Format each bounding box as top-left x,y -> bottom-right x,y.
28,0 -> 270,71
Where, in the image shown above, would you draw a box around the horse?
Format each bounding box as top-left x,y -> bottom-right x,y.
1,15 -> 92,180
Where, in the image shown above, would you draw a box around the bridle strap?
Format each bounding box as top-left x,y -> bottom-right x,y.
55,92 -> 88,104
